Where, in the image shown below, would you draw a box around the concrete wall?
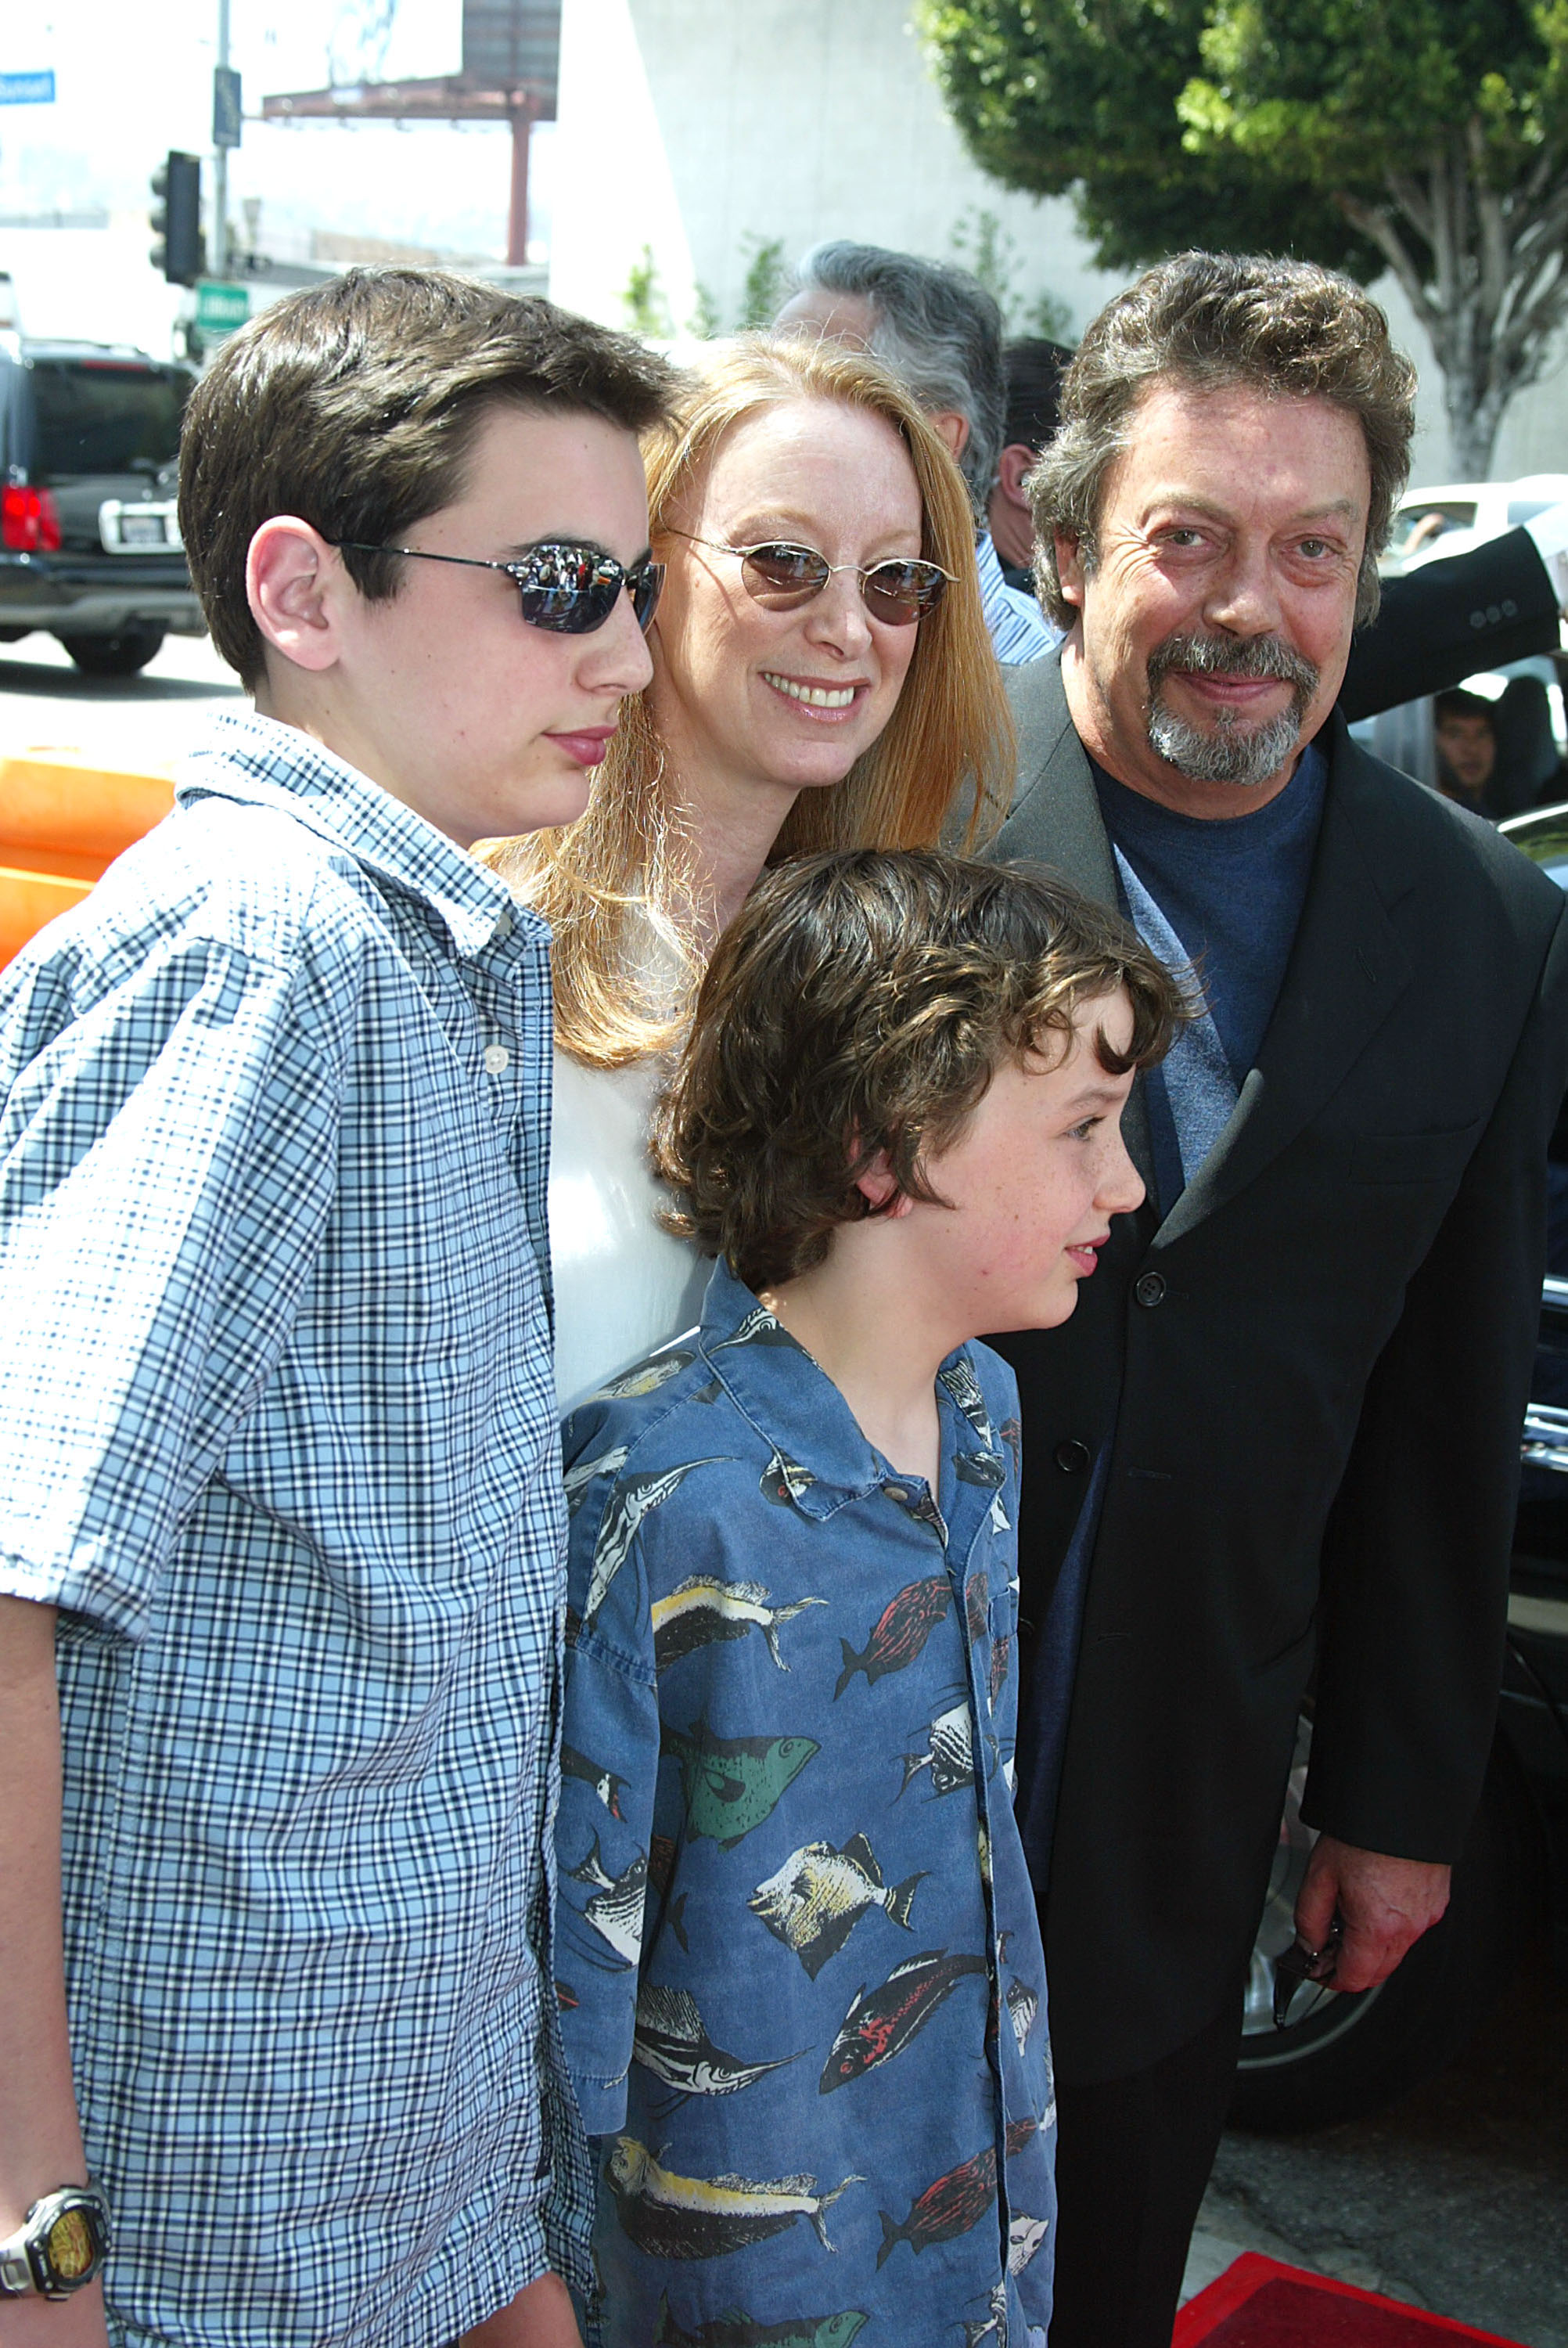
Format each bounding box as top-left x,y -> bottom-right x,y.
549,0 -> 1568,493
549,0 -> 1124,345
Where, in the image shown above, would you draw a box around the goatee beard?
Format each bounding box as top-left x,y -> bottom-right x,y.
1145,632 -> 1319,789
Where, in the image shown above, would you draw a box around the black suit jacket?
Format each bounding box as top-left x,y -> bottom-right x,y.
1342,527 -> 1559,720
987,653 -> 1568,2083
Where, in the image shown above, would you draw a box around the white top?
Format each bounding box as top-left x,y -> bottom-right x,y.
549,1047 -> 710,1411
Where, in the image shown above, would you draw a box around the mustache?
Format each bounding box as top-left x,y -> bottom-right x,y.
1146,632 -> 1319,700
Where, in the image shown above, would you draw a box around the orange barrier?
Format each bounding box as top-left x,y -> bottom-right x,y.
1,754 -> 174,967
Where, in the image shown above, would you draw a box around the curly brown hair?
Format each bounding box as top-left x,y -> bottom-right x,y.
652,849 -> 1186,1294
1030,250 -> 1416,632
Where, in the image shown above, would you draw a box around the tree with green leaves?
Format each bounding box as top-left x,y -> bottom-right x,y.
920,0 -> 1568,477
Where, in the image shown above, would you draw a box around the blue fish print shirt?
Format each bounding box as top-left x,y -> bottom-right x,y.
557,1260 -> 1056,2348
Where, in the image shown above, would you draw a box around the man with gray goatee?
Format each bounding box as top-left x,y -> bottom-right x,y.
985,250 -> 1568,2346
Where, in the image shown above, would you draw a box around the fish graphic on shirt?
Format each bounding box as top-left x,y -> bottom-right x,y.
876,2142 -> 998,2265
561,1741 -> 628,1820
563,1443 -> 629,1517
709,1304 -> 798,1356
633,1982 -> 804,2098
899,1701 -> 974,1797
834,1576 -> 952,1698
654,2303 -> 869,2348
1006,1975 -> 1040,2051
590,1349 -> 696,1402
938,1358 -> 994,1446
661,1717 -> 819,1849
954,1449 -> 1006,1490
750,1833 -> 926,1978
760,1448 -> 818,1509
606,2137 -> 861,2260
584,1458 -> 727,1628
818,1948 -> 990,2091
1009,2213 -> 1051,2272
566,1836 -> 646,1969
652,1576 -> 825,1673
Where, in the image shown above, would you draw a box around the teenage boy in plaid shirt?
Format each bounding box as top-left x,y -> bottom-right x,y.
0,269 -> 675,2348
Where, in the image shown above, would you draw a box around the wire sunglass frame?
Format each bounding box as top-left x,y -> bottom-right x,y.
667,530 -> 955,625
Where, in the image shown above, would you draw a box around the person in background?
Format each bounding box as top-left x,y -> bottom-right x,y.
491,334 -> 1011,1410
556,848 -> 1185,2348
775,240 -> 1057,663
0,268 -> 678,2348
990,336 -> 1074,596
1433,686 -> 1502,816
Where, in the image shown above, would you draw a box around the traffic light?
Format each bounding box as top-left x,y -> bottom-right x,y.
150,151 -> 203,286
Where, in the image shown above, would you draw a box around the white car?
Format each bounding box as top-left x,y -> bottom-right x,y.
1383,472 -> 1568,574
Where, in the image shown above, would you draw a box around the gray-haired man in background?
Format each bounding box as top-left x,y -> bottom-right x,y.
776,239 -> 1057,664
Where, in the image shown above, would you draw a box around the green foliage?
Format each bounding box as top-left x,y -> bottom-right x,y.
687,280 -> 723,340
737,236 -> 789,330
621,244 -> 673,339
918,0 -> 1383,275
1026,286 -> 1076,342
951,203 -> 1077,341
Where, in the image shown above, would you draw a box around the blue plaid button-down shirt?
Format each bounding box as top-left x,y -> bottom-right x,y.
0,712 -> 592,2346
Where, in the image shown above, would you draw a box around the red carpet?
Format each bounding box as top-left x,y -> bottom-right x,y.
1174,2253 -> 1527,2346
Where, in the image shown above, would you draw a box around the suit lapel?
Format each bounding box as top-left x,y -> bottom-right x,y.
994,656 -> 1153,1186
1153,724 -> 1415,1249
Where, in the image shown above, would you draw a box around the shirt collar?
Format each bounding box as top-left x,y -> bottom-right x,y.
177,709 -> 533,963
695,1259 -> 1003,1525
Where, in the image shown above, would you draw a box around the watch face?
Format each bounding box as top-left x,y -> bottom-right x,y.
42,2209 -> 95,2285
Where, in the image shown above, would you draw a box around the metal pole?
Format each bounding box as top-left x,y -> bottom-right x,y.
214,0 -> 230,279
507,106 -> 530,269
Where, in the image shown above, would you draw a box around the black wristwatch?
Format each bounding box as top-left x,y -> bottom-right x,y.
0,2184 -> 111,2299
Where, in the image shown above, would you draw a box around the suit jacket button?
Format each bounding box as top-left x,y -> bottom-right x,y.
1135,1270 -> 1167,1307
1469,609 -> 1487,628
1055,1439 -> 1091,1474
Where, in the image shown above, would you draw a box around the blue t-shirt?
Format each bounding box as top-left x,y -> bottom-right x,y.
1094,741 -> 1327,1214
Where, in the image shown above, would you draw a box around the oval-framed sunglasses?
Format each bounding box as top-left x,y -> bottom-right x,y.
333,538 -> 664,635
667,531 -> 953,625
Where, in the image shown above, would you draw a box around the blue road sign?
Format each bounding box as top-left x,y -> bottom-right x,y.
0,71 -> 56,106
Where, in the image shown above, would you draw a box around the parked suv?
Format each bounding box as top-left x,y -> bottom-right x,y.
0,333 -> 203,675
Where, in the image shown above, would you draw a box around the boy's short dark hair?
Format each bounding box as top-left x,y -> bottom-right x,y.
653,848 -> 1186,1293
178,266 -> 682,686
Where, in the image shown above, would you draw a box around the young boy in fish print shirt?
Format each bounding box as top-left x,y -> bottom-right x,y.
555,851 -> 1183,2348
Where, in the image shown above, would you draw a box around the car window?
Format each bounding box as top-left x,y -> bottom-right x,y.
1389,501 -> 1477,556
26,359 -> 190,482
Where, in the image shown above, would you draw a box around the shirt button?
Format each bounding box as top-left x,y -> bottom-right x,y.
1134,1270 -> 1167,1308
483,1043 -> 510,1075
884,1483 -> 907,1502
1055,1439 -> 1090,1475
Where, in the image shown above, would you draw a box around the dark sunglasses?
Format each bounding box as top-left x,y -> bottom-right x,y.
668,531 -> 952,625
333,539 -> 664,635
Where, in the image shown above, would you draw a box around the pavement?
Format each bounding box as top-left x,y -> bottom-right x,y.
0,628 -> 243,769
1181,1941 -> 1568,2346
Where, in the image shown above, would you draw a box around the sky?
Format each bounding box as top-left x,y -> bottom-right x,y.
0,0 -> 556,263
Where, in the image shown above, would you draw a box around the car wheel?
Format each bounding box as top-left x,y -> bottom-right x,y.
59,629 -> 165,676
1230,1713 -> 1541,2131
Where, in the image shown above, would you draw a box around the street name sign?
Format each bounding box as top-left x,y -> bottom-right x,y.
195,280 -> 249,337
0,71 -> 56,106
